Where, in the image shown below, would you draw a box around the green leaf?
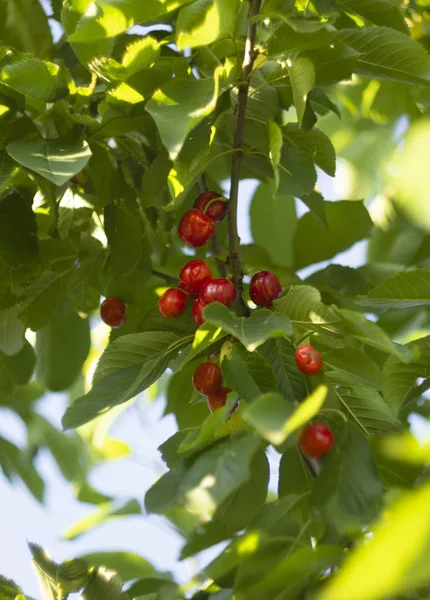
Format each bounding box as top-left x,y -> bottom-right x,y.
293,201 -> 372,270
36,311 -> 91,392
337,0 -> 408,33
122,36 -> 160,77
203,303 -> 293,351
165,363 -> 208,429
299,190 -> 327,227
0,0 -> 53,58
250,181 -> 297,268
2,341 -> 36,388
287,56 -> 315,126
221,342 -> 276,402
0,436 -> 44,502
7,139 -> 92,185
0,192 -> 38,268
322,345 -> 381,388
267,23 -> 333,55
177,0 -> 238,50
181,449 -> 269,557
243,386 -> 328,446
356,268 -> 430,309
283,125 -> 336,177
1,58 -> 61,100
278,444 -> 314,500
274,285 -> 339,330
268,120 -> 283,190
327,372 -> 401,435
146,72 -> 220,160
319,483 -> 430,600
0,307 -> 24,356
311,424 -> 382,518
337,27 -> 430,86
259,338 -> 307,401
146,431 -> 262,518
20,271 -> 64,331
127,578 -> 178,600
307,39 -> 358,86
382,336 -> 430,414
278,143 -> 317,197
81,568 -> 123,600
62,332 -> 192,429
0,153 -> 18,195
78,552 -> 154,581
64,499 -> 141,540
0,575 -> 25,600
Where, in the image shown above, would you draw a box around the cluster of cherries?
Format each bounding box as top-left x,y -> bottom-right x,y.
192,361 -> 236,414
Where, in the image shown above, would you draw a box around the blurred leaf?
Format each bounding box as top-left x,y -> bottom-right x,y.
36,311 -> 91,392
7,139 -> 92,185
322,345 -> 381,388
1,58 -> 61,100
203,303 -> 293,351
165,363 -> 208,429
0,437 -> 44,502
0,306 -> 24,355
221,342 -> 276,402
259,338 -> 307,401
0,192 -> 38,268
337,27 -> 430,86
250,181 -> 297,268
64,500 -> 141,540
293,201 -> 372,270
278,444 -> 314,500
287,56 -> 315,126
177,0 -> 239,50
278,143 -> 316,197
0,0 -> 53,58
243,386 -> 328,446
283,126 -> 336,177
21,272 -> 65,331
81,568 -> 123,600
319,484 -> 430,600
0,153 -> 18,195
337,0 -> 408,33
267,120 -> 282,190
268,23 -> 333,55
356,268 -> 430,309
79,552 -> 154,581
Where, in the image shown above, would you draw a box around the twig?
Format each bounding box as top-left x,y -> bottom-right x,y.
196,175 -> 228,278
152,269 -> 178,285
303,455 -> 320,478
228,0 -> 262,315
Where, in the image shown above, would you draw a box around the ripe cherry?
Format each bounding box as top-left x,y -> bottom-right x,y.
158,288 -> 187,318
193,362 -> 223,395
193,297 -> 207,327
200,278 -> 236,307
180,260 -> 212,296
194,191 -> 228,222
207,387 -> 235,413
100,297 -> 127,328
298,423 -> 334,458
178,209 -> 215,248
295,344 -> 323,376
250,271 -> 282,307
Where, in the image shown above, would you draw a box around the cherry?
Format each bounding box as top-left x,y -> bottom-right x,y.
193,362 -> 223,395
298,423 -> 334,458
199,278 -> 236,307
158,288 -> 187,318
180,260 -> 212,296
207,387 -> 235,413
178,209 -> 215,248
250,271 -> 282,307
295,344 -> 323,376
194,191 -> 228,222
193,297 -> 207,327
100,297 -> 127,328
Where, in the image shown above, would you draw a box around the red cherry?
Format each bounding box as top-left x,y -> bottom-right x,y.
207,387 -> 233,413
194,191 -> 228,223
200,278 -> 236,307
179,260 -> 212,296
249,271 -> 282,307
158,288 -> 187,318
298,423 -> 334,458
295,345 -> 323,376
178,209 -> 215,248
193,297 -> 207,327
100,297 -> 127,328
193,362 -> 223,395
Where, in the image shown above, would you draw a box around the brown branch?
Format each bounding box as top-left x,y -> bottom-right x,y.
228,0 -> 262,316
152,270 -> 178,285
196,175 -> 228,278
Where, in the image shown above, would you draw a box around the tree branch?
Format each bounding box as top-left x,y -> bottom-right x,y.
228,0 -> 262,315
197,175 -> 228,278
152,270 -> 178,285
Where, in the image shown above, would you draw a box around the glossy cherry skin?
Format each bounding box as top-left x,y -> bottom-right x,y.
178,209 -> 215,248
158,288 -> 187,318
250,271 -> 282,307
298,423 -> 334,458
193,362 -> 223,395
100,297 -> 127,328
207,387 -> 235,413
194,191 -> 228,223
295,345 -> 323,376
200,278 -> 237,307
193,297 -> 207,327
179,260 -> 212,296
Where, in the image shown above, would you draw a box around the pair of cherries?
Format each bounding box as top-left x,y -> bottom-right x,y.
193,362 -> 236,413
158,260 -> 236,325
179,190 -> 228,248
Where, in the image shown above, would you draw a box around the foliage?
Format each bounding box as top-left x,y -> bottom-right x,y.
1,0 -> 430,599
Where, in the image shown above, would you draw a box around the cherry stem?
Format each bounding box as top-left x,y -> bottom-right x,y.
303,455 -> 320,478
227,0 -> 262,316
197,175 -> 228,278
151,269 -> 179,285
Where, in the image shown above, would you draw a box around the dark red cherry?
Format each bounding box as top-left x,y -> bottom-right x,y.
199,278 -> 236,307
178,209 -> 215,248
193,362 -> 223,395
100,297 -> 127,328
295,345 -> 323,376
179,260 -> 212,296
158,288 -> 187,318
193,297 -> 207,327
298,423 -> 334,458
250,271 -> 282,307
